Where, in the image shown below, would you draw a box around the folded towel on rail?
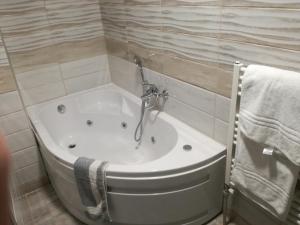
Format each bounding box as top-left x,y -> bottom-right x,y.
231,133 -> 299,219
231,64 -> 300,220
239,65 -> 300,165
73,157 -> 111,221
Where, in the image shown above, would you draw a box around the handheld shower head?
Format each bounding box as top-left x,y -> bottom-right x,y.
134,55 -> 146,83
134,55 -> 142,68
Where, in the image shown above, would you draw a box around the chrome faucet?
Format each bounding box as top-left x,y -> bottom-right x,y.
133,56 -> 168,109
133,56 -> 168,143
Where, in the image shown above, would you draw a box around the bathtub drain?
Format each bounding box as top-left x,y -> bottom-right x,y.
86,120 -> 93,126
183,144 -> 192,151
68,144 -> 76,149
121,122 -> 127,129
151,136 -> 156,144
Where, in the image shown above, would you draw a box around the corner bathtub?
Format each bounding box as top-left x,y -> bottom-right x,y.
28,84 -> 226,225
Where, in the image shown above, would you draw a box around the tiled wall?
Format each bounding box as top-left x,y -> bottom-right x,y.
0,0 -> 110,106
0,33 -> 47,197
100,0 -> 300,99
0,0 -> 111,197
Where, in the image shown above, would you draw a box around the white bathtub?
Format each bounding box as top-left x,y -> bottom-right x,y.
28,83 -> 226,225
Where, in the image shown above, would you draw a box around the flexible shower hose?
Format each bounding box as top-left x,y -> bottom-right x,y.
134,99 -> 146,143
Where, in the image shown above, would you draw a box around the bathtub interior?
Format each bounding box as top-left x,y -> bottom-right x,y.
34,88 -> 178,165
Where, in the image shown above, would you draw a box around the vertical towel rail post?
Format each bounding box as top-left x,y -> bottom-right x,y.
223,61 -> 245,225
224,62 -> 299,225
225,61 -> 244,185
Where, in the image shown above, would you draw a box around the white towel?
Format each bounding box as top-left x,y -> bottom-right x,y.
231,133 -> 298,219
239,65 -> 300,165
231,65 -> 300,220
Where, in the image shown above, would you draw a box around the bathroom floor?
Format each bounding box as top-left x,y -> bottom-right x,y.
13,185 -> 84,225
13,185 -> 249,225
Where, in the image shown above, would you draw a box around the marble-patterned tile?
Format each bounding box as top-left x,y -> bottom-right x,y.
16,64 -> 62,90
14,161 -> 49,196
0,91 -> 23,116
220,7 -> 300,51
162,6 -> 221,38
106,38 -> 128,59
51,36 -> 107,64
20,81 -> 66,106
0,66 -> 17,94
218,39 -> 300,73
144,67 -> 217,115
126,5 -> 162,30
164,96 -> 215,137
162,32 -> 220,65
8,46 -> 57,74
0,110 -> 28,136
12,146 -> 40,171
109,55 -> 143,96
60,55 -> 109,79
222,0 -> 300,8
45,0 -> 104,45
215,94 -> 231,122
0,1 -> 52,54
127,27 -> 164,49
0,37 -> 9,66
99,0 -> 125,5
125,0 -> 161,5
162,55 -> 232,97
214,119 -> 229,145
5,129 -> 36,153
162,0 -> 222,6
64,71 -> 110,94
0,34 -> 16,93
127,42 -> 164,73
101,4 -> 127,41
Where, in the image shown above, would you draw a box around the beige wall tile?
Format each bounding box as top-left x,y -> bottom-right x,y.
53,36 -> 107,64
0,110 -> 28,136
101,4 -> 127,41
14,162 -> 49,196
214,119 -> 229,145
220,7 -> 300,50
46,0 -> 104,44
0,66 -> 16,93
5,129 -> 36,153
162,6 -> 221,38
215,94 -> 231,122
16,64 -> 62,90
20,81 -> 66,106
222,0 -> 300,8
60,55 -> 109,79
218,39 -> 300,73
106,38 -> 128,59
162,55 -> 232,97
0,91 -> 22,116
126,5 -> 162,30
12,146 -> 41,171
64,71 -> 110,94
162,32 -> 220,65
100,0 -> 125,5
125,0 -> 160,5
162,0 -> 222,6
164,96 -> 215,137
127,42 -> 164,73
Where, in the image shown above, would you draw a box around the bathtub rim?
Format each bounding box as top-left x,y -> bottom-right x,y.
28,83 -> 226,178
